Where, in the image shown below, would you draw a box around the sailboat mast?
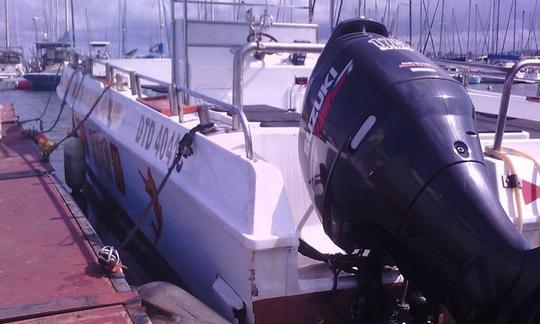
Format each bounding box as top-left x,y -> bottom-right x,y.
363,0 -> 367,16
466,0 -> 471,59
330,0 -> 335,30
513,0 -> 516,53
70,0 -> 75,44
495,0 -> 500,53
521,10 -> 525,54
387,0 -> 391,26
488,0 -> 493,54
418,0 -> 423,50
85,7 -> 92,53
474,4 -> 477,58
438,0 -> 444,57
4,0 -> 9,47
120,0 -> 127,57
451,7 -> 455,55
65,0 -> 69,33
409,0 -> 412,45
158,0 -> 164,58
53,0 -> 60,39
14,0 -> 18,45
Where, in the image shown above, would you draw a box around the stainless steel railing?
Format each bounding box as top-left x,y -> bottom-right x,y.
172,0 -> 314,23
434,58 -> 540,151
79,57 -> 255,160
232,41 -> 325,130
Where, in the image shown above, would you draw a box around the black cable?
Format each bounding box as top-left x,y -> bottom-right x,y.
41,85 -> 112,161
19,64 -> 63,127
246,32 -> 278,43
41,70 -> 80,134
120,123 -> 214,249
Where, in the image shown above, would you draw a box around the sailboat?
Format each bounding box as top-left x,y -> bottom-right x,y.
0,0 -> 24,80
56,1 -> 540,323
0,47 -> 24,80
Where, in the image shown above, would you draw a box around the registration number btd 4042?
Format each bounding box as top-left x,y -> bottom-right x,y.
135,115 -> 181,165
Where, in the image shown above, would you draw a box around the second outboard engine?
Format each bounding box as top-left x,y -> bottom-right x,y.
300,19 -> 540,323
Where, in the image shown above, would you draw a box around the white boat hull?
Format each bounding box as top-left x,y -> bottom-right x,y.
57,67 -> 373,323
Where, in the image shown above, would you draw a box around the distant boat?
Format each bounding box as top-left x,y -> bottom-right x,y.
89,41 -> 112,60
0,47 -> 24,79
24,41 -> 73,90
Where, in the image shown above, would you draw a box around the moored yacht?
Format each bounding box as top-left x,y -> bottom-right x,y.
25,41 -> 73,90
56,1 -> 540,323
0,46 -> 24,79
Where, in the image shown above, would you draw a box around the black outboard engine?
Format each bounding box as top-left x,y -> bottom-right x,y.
299,19 -> 540,323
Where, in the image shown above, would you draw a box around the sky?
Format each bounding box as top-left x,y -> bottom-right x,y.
2,0 -> 540,58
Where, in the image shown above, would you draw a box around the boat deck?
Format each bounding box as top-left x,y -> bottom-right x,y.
0,102 -> 148,323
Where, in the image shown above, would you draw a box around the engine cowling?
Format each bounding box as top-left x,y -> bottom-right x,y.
299,19 -> 540,323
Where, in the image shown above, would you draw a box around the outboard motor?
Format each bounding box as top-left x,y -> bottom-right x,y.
299,19 -> 540,323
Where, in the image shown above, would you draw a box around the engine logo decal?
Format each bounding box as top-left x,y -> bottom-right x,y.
399,61 -> 437,73
304,59 -> 354,157
369,38 -> 414,51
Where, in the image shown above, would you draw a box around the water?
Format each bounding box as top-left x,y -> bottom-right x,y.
1,89 -> 183,288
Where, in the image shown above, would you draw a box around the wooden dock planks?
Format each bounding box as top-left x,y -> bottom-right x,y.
0,102 -> 147,323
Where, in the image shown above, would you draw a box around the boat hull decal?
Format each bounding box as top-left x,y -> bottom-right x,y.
139,166 -> 164,243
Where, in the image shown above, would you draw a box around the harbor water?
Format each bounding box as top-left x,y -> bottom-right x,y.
1,89 -> 184,289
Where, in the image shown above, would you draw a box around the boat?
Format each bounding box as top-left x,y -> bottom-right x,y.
25,41 -> 73,90
88,41 -> 112,60
527,68 -> 540,82
56,1 -> 540,323
0,46 -> 24,79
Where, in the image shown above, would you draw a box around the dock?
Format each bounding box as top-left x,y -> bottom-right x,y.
0,102 -> 149,323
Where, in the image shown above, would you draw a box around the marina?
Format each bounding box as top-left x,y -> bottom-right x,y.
5,1 -> 540,323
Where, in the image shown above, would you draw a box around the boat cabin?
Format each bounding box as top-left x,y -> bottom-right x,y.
34,42 -> 73,72
89,41 -> 111,60
0,47 -> 24,79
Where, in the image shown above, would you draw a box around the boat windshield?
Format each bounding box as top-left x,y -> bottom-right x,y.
0,48 -> 23,65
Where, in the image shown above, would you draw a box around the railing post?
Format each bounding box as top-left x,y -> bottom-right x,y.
135,75 -> 142,99
463,73 -> 469,88
168,83 -> 181,120
115,73 -> 126,91
129,71 -> 137,96
72,52 -> 80,68
493,59 -> 540,151
105,63 -> 112,85
85,57 -> 93,76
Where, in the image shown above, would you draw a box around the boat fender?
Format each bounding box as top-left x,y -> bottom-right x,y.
97,245 -> 121,273
35,133 -> 56,156
64,136 -> 86,192
138,281 -> 229,323
16,79 -> 32,90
